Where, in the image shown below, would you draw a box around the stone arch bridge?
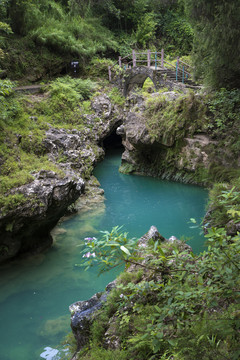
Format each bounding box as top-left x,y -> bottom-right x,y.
108,49 -> 197,96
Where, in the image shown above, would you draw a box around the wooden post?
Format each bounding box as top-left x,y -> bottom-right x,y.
155,52 -> 157,70
132,50 -> 136,67
182,66 -> 184,83
108,66 -> 111,81
176,56 -> 179,81
119,56 -> 122,67
161,48 -> 164,68
147,49 -> 151,67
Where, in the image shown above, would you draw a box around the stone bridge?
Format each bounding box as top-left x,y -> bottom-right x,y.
108,49 -> 197,96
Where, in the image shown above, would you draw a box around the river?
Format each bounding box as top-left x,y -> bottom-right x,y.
0,148 -> 208,360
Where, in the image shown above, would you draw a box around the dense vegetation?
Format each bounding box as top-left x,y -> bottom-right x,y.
0,75 -> 125,214
71,225 -> 240,360
1,0 -> 238,88
0,1 -> 239,359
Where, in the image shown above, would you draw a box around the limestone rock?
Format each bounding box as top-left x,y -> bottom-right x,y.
138,225 -> 165,247
91,95 -> 112,118
226,220 -> 240,236
43,127 -> 104,175
0,171 -> 84,263
177,135 -> 217,172
103,316 -> 121,350
166,235 -> 192,252
70,281 -> 116,351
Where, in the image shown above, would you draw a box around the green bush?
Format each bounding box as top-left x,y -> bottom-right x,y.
135,12 -> 157,48
87,57 -> 114,79
30,16 -> 117,58
0,79 -> 15,96
80,226 -> 240,359
47,76 -> 97,103
207,179 -> 240,228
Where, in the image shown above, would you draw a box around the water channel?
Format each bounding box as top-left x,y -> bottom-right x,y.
0,148 -> 208,360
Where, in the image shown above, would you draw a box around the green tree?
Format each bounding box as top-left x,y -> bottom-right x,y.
135,12 -> 157,48
68,0 -> 93,17
184,0 -> 240,89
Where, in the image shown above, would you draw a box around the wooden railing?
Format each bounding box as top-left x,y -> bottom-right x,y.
108,49 -> 193,84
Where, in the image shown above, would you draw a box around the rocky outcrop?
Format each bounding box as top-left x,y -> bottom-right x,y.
177,135 -> 217,172
0,94 -> 124,263
117,92 -> 222,185
0,170 -> 84,263
69,281 -> 116,353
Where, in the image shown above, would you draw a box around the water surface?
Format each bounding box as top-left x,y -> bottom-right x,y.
0,149 -> 208,359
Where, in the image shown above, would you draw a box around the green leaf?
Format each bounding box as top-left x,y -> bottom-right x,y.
120,245 -> 131,256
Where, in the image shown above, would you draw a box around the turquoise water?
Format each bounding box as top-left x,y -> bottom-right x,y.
0,149 -> 208,360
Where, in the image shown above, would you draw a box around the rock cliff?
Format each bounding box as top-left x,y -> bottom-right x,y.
118,91 -> 238,186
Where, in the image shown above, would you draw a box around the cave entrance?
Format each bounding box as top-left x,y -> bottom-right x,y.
102,129 -> 123,150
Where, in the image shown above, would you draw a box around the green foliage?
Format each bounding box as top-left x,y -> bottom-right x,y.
207,180 -> 240,229
68,0 -> 93,17
0,193 -> 28,216
80,226 -> 240,360
79,348 -> 129,360
145,90 -> 207,144
0,79 -> 15,96
135,12 -> 157,48
0,22 -> 13,34
79,226 -> 138,273
0,1 -> 118,79
30,76 -> 98,126
163,12 -> 193,54
87,58 -> 114,79
107,87 -> 125,107
30,15 -> 117,57
184,0 -> 240,88
47,76 -> 96,102
207,89 -> 240,135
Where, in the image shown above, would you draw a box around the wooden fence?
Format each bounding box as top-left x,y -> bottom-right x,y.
108,49 -> 193,84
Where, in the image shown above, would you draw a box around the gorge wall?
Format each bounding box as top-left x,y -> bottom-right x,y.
117,91 -> 240,186
1,85 -> 239,263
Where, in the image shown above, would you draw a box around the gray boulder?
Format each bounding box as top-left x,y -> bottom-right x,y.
0,171 -> 84,263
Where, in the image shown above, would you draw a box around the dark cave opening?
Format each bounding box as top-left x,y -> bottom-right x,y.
102,130 -> 123,150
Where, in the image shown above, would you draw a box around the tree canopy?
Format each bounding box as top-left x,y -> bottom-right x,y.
184,0 -> 240,89
0,0 -> 239,89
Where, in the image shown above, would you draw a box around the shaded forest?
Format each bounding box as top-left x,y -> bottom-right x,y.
0,0 -> 239,88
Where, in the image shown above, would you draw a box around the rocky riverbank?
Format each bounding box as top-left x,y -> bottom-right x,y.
0,92 -> 124,263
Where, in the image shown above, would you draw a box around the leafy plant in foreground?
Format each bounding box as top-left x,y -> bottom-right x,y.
79,225 -> 240,359
79,226 -> 138,273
